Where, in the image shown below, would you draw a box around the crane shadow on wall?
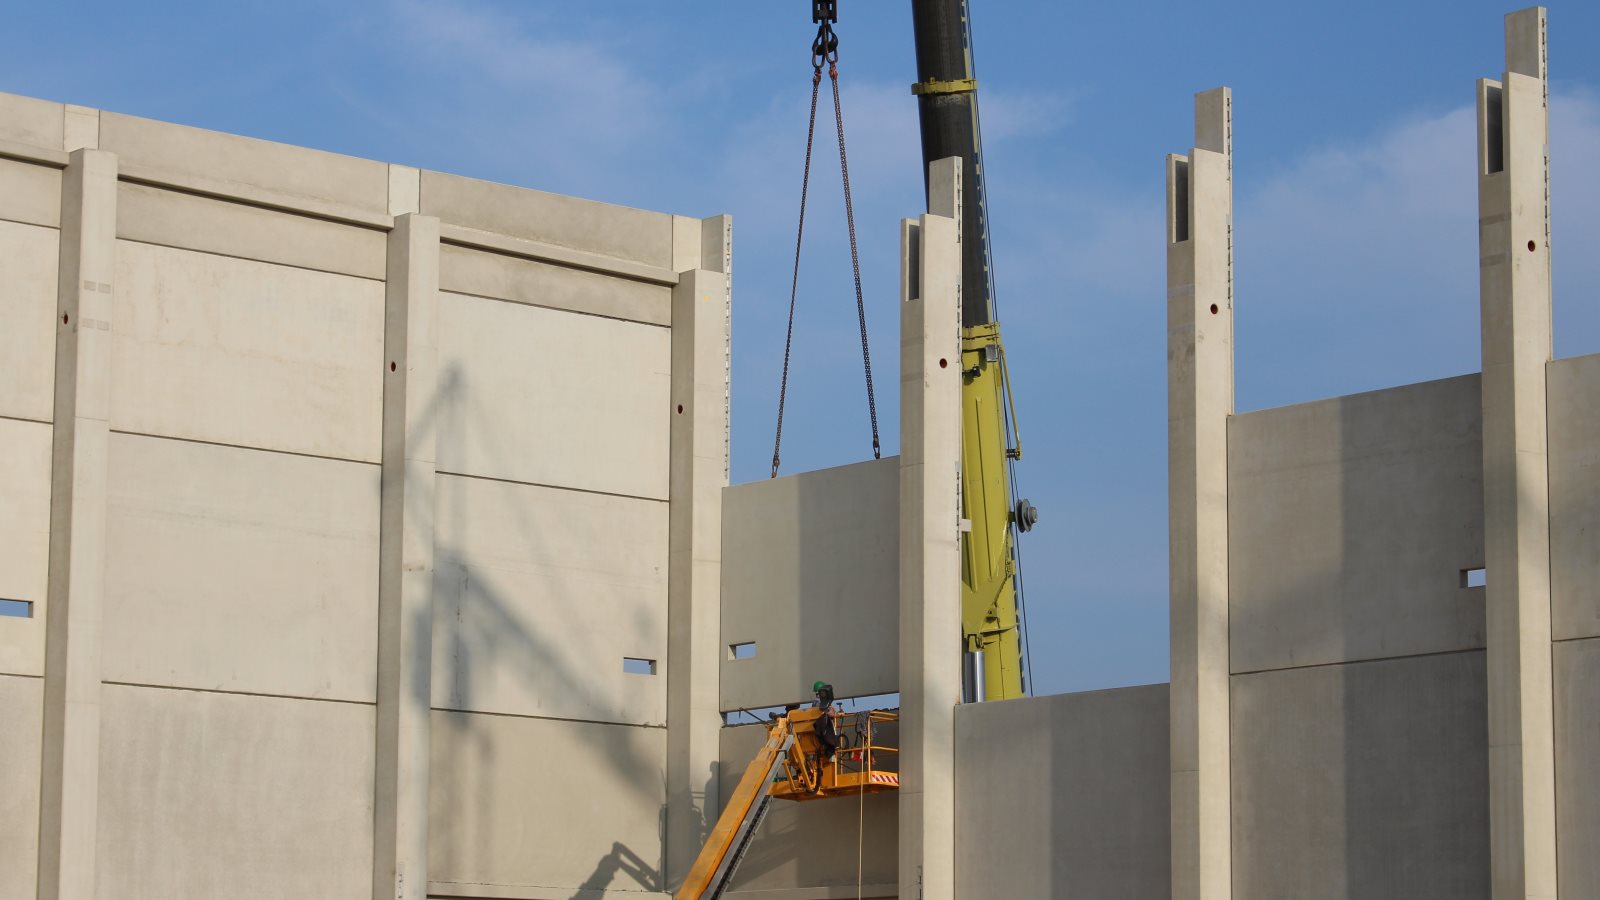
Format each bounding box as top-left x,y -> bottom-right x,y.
404,359 -> 665,893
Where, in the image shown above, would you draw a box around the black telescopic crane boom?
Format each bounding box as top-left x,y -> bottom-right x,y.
910,0 -> 994,328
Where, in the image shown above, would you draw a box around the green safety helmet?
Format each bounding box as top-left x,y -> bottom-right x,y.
813,680 -> 827,692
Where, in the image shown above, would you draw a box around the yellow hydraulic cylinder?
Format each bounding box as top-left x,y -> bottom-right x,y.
959,322 -> 1025,700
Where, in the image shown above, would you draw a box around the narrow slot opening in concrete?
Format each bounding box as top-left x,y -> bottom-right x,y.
1171,158 -> 1191,243
1483,84 -> 1504,174
623,657 -> 657,675
728,641 -> 757,661
0,598 -> 33,618
1461,567 -> 1487,588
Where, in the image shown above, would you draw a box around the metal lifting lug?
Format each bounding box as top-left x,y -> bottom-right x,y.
812,0 -> 837,24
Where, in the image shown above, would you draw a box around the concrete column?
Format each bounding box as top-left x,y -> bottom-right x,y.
664,216 -> 731,889
37,148 -> 117,900
1476,9 -> 1557,899
373,213 -> 441,900
1166,87 -> 1233,900
897,157 -> 963,900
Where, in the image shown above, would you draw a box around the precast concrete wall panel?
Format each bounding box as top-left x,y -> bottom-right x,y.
116,182 -> 387,280
111,240 -> 385,462
439,242 -> 672,326
954,686 -> 1171,898
435,290 -> 670,499
0,418 -> 54,676
429,710 -> 667,895
1549,352 -> 1600,641
103,434 -> 380,702
1230,652 -> 1490,899
718,723 -> 898,897
421,169 -> 674,268
720,457 -> 900,711
1555,637 -> 1600,895
0,92 -> 64,148
0,157 -> 62,228
99,110 -> 391,214
0,218 -> 58,423
95,684 -> 376,900
0,674 -> 42,899
1229,375 -> 1485,673
430,472 -> 669,725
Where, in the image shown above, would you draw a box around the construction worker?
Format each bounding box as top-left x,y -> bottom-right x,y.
812,681 -> 838,759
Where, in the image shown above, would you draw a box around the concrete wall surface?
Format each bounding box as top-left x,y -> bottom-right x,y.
1230,651 -> 1490,898
1555,638 -> 1600,896
0,88 -> 717,900
1549,352 -> 1600,641
954,686 -> 1171,899
720,457 -> 900,711
1228,375 -> 1486,673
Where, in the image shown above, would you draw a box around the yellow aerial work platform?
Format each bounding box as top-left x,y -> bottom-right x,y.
675,706 -> 898,899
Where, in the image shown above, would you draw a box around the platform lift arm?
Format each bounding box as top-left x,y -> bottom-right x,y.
676,720 -> 795,899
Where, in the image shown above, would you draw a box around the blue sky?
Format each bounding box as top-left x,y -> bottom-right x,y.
5,1 -> 1597,695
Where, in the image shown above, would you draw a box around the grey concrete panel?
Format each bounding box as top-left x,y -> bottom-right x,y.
421,170 -> 672,268
0,419 -> 51,676
429,710 -> 666,894
431,473 -> 669,726
1229,375 -> 1486,673
99,110 -> 389,214
96,684 -> 376,900
1231,652 -> 1489,899
116,181 -> 387,280
435,291 -> 670,500
0,219 -> 58,424
0,157 -> 62,228
103,434 -> 380,702
0,90 -> 63,149
719,457 -> 899,712
1550,353 -> 1600,641
718,723 -> 898,895
954,686 -> 1170,899
1555,637 -> 1600,896
439,242 -> 672,326
0,674 -> 42,899
111,240 -> 385,462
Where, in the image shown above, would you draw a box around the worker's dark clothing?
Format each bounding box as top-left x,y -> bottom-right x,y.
815,710 -> 838,759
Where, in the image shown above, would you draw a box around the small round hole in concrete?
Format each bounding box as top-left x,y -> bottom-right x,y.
389,361 -> 396,372
939,358 -> 948,368
676,404 -> 684,414
62,313 -> 69,325
1209,304 -> 1219,315
1528,240 -> 1537,252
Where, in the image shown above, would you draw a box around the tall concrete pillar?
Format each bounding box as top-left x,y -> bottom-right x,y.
37,147 -> 118,900
1476,8 -> 1557,899
372,213 -> 442,900
665,216 -> 731,889
1166,87 -> 1233,900
897,157 -> 963,900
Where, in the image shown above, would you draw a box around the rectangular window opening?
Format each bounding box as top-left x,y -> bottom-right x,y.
0,598 -> 33,619
1483,85 -> 1505,175
623,657 -> 657,676
1461,567 -> 1487,589
728,641 -> 757,661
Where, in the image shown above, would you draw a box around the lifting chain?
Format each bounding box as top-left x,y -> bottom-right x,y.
771,0 -> 881,478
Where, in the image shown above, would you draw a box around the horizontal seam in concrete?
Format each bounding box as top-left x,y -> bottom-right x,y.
0,412 -> 52,427
1230,646 -> 1483,678
435,468 -> 667,504
108,428 -> 380,467
101,679 -> 376,707
430,704 -> 666,730
1552,635 -> 1600,644
440,234 -> 678,288
118,172 -> 392,232
0,214 -> 59,231
0,672 -> 44,681
114,236 -> 386,284
0,139 -> 67,168
440,288 -> 670,330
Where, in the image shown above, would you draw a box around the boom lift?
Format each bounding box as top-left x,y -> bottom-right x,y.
675,706 -> 899,899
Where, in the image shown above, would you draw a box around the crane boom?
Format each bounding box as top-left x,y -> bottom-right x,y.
911,0 -> 1029,700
